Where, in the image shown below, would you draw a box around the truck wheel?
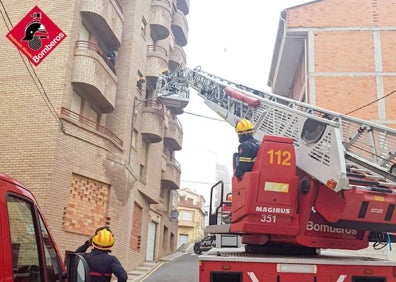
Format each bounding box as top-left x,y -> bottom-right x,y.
194,244 -> 201,254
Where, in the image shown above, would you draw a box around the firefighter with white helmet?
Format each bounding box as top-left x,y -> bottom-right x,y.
234,119 -> 261,180
75,226 -> 128,282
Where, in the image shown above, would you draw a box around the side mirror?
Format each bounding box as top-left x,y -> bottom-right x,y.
66,253 -> 91,282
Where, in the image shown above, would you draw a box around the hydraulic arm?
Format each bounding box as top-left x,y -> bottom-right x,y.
156,66 -> 396,251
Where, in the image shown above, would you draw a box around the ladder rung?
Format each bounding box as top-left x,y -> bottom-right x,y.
347,171 -> 382,181
347,164 -> 388,182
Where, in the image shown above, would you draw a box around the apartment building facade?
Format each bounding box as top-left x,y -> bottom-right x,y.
0,0 -> 189,270
177,188 -> 206,245
269,0 -> 396,128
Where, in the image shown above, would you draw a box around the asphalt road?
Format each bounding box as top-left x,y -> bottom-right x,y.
143,253 -> 199,282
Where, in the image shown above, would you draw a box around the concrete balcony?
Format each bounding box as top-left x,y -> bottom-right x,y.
146,44 -> 168,89
137,182 -> 160,204
60,107 -> 123,148
164,114 -> 183,151
169,45 -> 186,71
150,0 -> 171,41
141,101 -> 165,143
72,41 -> 117,113
171,10 -> 188,47
161,159 -> 181,190
176,0 -> 190,15
81,0 -> 123,49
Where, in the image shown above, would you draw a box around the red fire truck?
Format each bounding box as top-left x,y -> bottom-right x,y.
156,66 -> 396,281
0,173 -> 90,281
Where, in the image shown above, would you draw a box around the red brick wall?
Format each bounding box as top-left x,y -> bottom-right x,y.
287,0 -> 396,28
315,76 -> 377,119
63,174 -> 109,235
286,0 -> 396,126
314,31 -> 374,73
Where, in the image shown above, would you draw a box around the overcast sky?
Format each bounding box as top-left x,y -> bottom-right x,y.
176,0 -> 311,202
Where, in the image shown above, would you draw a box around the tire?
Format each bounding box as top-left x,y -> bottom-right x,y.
193,243 -> 202,255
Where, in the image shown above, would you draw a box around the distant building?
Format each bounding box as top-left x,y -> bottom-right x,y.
195,162 -> 232,228
177,188 -> 206,246
214,162 -> 231,206
217,163 -> 231,189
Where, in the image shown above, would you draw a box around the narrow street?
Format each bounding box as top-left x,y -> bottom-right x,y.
143,253 -> 199,282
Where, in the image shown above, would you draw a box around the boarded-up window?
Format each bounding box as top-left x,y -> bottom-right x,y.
130,203 -> 143,251
63,174 -> 109,235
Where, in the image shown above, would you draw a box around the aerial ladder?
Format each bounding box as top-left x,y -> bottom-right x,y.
156,66 -> 396,252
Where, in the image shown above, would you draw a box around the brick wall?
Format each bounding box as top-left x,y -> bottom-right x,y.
130,203 -> 142,251
286,0 -> 396,126
63,174 -> 110,235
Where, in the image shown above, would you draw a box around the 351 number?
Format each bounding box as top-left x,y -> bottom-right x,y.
261,214 -> 277,223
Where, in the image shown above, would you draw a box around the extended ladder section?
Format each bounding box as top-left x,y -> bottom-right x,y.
156,66 -> 396,193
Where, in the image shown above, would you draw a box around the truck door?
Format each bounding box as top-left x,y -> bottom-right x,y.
6,194 -> 65,281
0,192 -> 4,281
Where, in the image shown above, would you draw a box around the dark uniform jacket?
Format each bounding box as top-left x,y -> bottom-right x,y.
235,135 -> 261,179
76,242 -> 128,282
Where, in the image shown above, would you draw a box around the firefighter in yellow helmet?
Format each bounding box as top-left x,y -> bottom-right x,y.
233,119 -> 261,180
75,227 -> 128,282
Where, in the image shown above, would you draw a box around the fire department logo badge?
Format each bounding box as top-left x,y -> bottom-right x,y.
6,6 -> 66,66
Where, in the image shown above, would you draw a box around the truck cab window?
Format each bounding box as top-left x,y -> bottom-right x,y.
38,214 -> 62,280
7,195 -> 41,281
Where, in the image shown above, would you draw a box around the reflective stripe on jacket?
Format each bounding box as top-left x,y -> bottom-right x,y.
79,249 -> 128,282
235,137 -> 260,179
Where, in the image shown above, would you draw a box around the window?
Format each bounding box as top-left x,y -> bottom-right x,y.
139,164 -> 146,182
71,91 -> 82,114
141,17 -> 147,37
352,277 -> 385,282
181,211 -> 192,221
7,195 -> 62,281
130,203 -> 143,251
39,215 -> 62,281
8,196 -> 41,281
139,141 -> 148,183
79,24 -> 90,41
86,103 -> 99,123
79,24 -> 90,50
210,272 -> 242,282
163,226 -> 169,250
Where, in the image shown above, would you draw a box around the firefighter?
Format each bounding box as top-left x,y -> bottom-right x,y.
234,119 -> 261,180
75,227 -> 128,282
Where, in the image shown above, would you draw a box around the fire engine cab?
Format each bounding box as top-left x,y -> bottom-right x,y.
156,66 -> 396,282
0,173 -> 90,282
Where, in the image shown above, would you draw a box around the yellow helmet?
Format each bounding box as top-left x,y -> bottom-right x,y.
92,227 -> 115,251
235,119 -> 254,134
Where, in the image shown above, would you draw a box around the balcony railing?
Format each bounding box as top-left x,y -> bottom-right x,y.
147,44 -> 168,58
75,40 -> 116,74
144,100 -> 166,111
61,107 -> 122,146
